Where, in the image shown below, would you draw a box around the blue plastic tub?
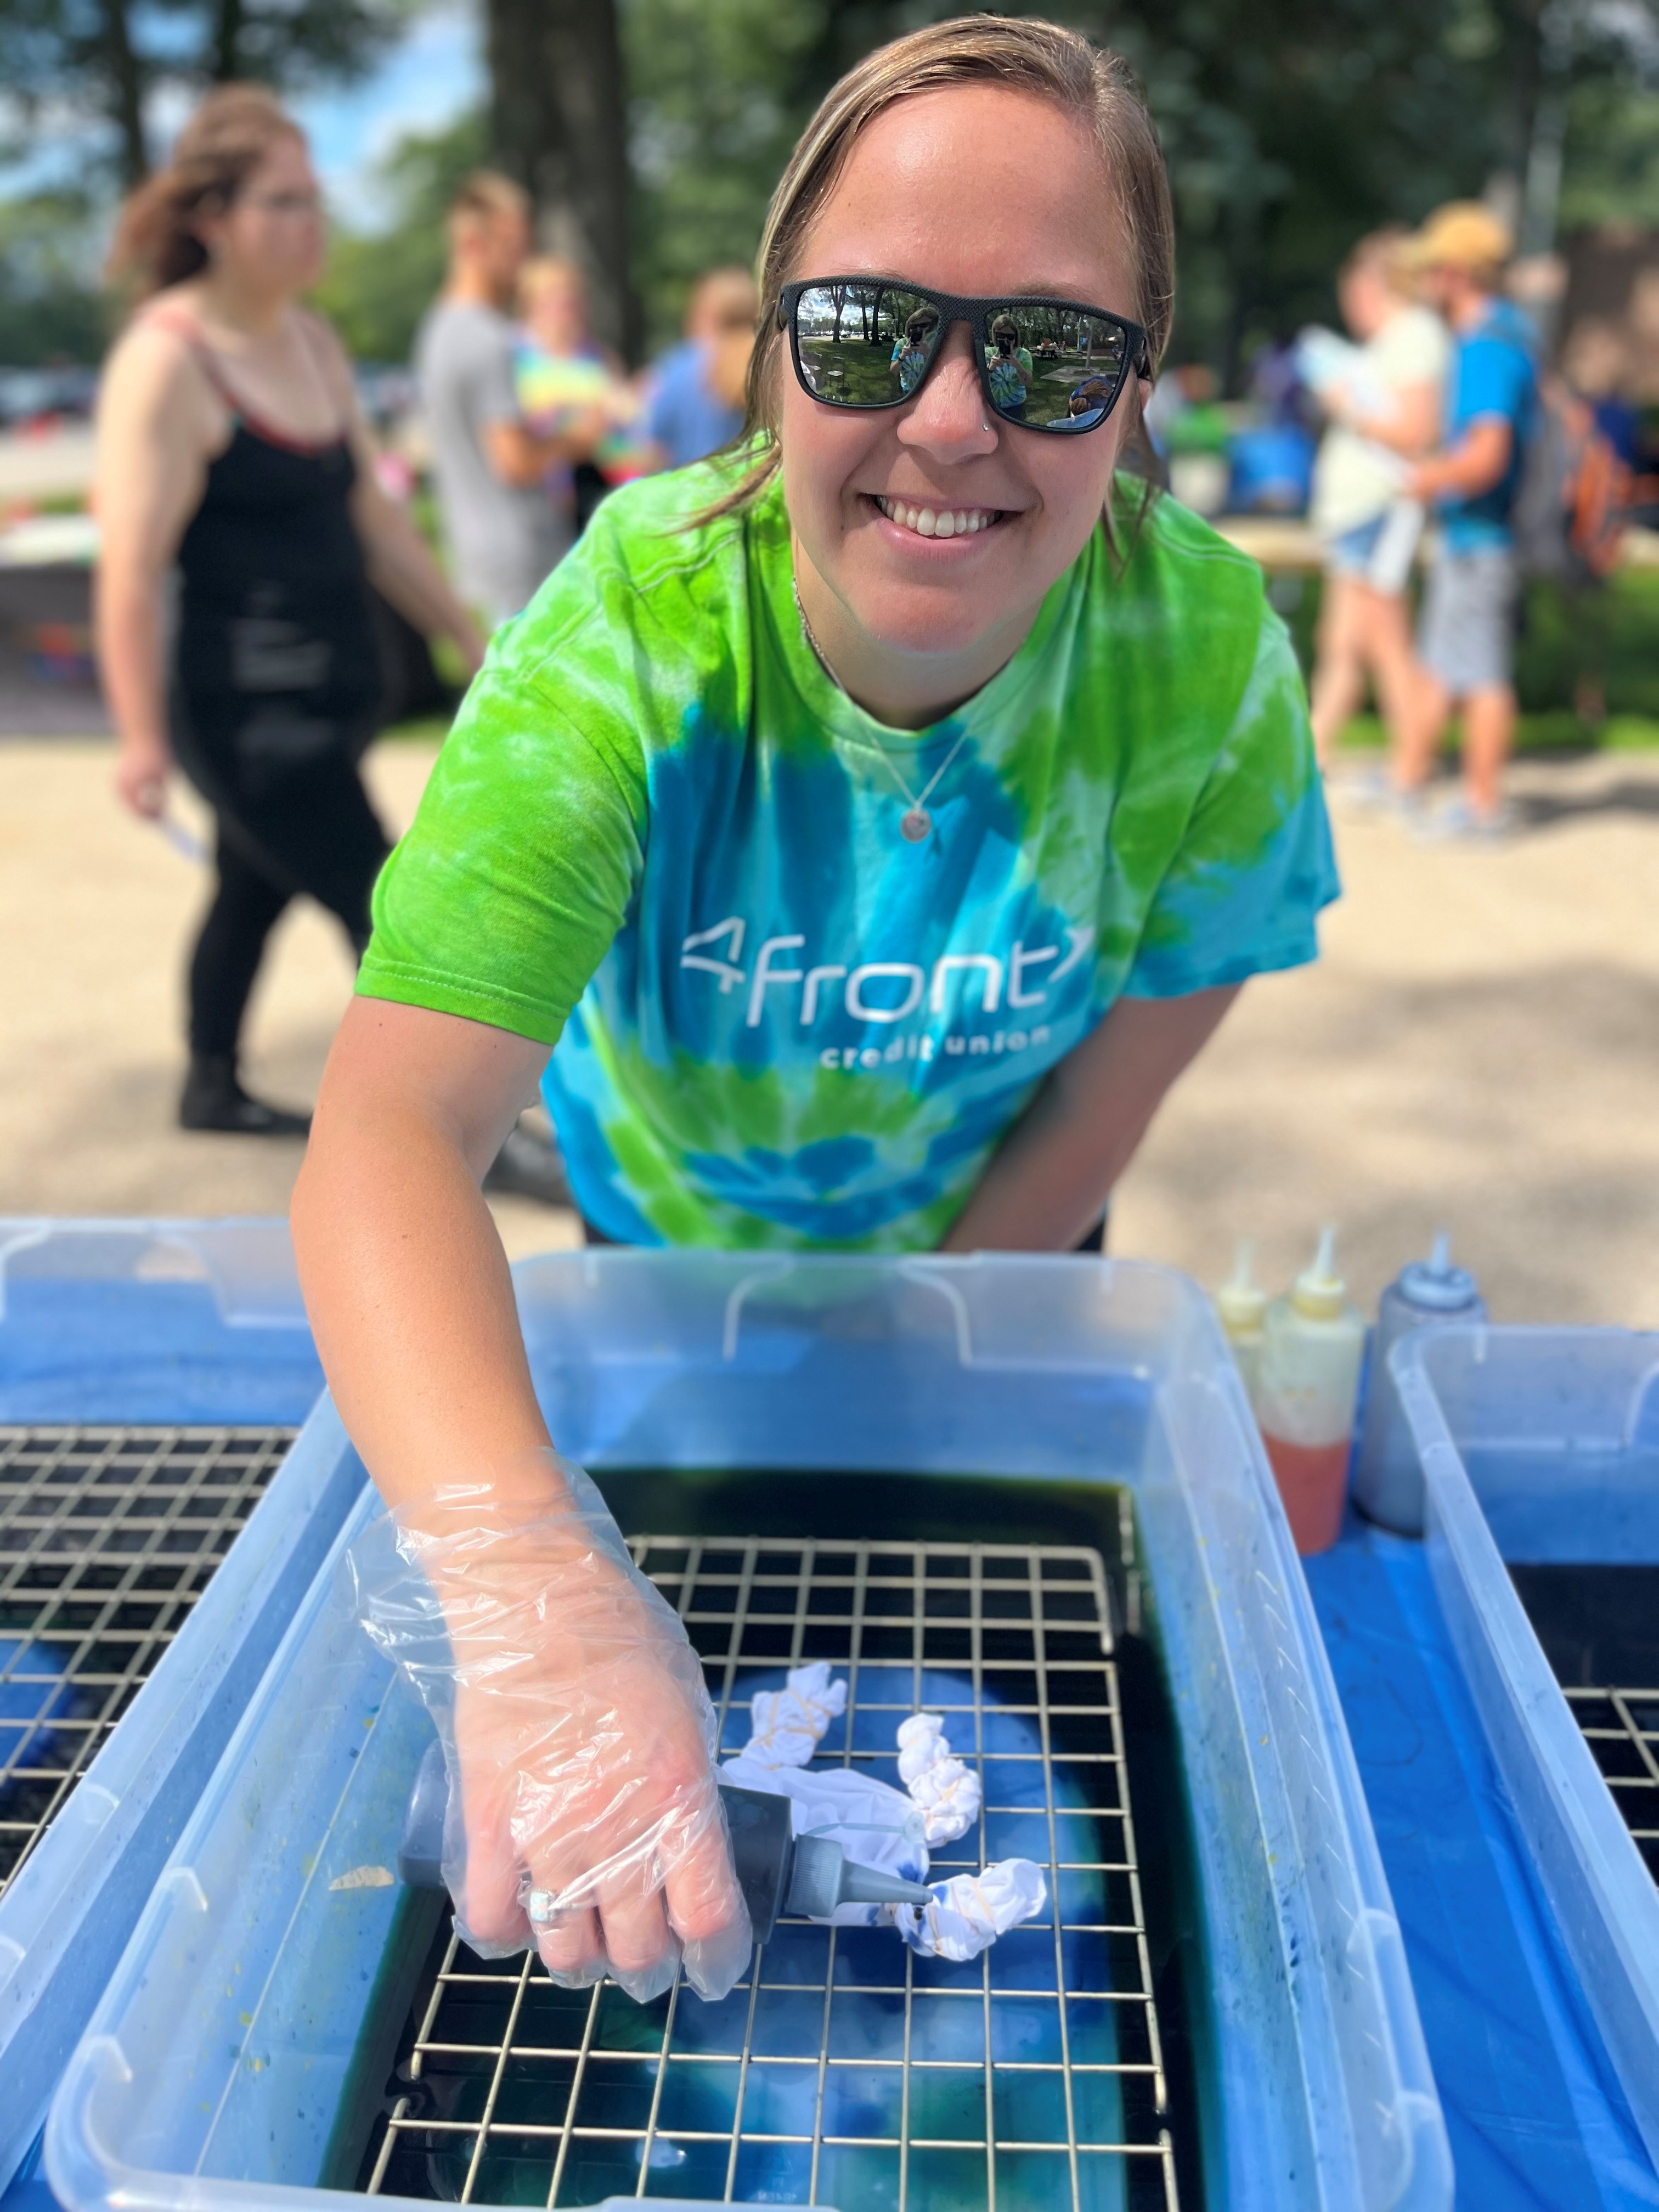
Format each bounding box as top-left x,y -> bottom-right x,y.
48,1253 -> 1451,2212
1390,1324 -> 1659,2177
0,1220 -> 337,2193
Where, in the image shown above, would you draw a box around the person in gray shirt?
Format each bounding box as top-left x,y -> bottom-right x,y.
416,173 -> 603,628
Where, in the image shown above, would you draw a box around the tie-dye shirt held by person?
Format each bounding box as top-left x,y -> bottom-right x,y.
358,458 -> 1338,1249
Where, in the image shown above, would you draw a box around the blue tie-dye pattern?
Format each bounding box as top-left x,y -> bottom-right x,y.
1124,788 -> 1339,999
543,704 -> 1103,1243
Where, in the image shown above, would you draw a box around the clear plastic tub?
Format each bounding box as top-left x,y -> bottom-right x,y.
0,1216 -> 323,1424
48,1254 -> 1451,2212
0,1220 -> 337,2191
1390,1323 -> 1659,2174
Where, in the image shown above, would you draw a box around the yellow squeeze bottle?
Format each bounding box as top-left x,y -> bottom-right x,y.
1215,1239 -> 1268,1408
1254,1227 -> 1365,1556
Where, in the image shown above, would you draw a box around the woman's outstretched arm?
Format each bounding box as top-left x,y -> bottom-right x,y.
941,985 -> 1240,1251
292,997 -> 748,1997
292,997 -> 550,1487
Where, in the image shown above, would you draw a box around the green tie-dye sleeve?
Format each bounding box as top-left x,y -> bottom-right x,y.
357,647 -> 647,1047
1122,605 -> 1339,999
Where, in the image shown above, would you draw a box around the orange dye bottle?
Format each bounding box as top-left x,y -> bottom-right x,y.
1254,1228 -> 1365,1556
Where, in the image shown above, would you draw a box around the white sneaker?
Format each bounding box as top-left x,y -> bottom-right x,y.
1329,765 -> 1394,810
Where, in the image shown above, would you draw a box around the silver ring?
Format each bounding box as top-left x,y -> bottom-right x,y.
527,1887 -> 561,1925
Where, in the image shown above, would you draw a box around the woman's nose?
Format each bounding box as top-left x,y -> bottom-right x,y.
898,322 -> 998,461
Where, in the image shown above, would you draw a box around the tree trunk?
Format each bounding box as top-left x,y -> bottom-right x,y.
212,0 -> 247,81
1498,0 -> 1546,193
486,0 -> 640,363
102,0 -> 149,187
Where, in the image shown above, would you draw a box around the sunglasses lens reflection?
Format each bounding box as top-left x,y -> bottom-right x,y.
985,306 -> 1128,427
793,283 -> 941,406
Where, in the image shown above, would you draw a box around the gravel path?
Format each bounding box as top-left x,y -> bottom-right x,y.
3,737 -> 1656,1323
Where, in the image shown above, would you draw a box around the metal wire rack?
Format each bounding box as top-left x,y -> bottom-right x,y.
1562,1686 -> 1659,1882
0,1423 -> 295,1895
362,1528 -> 1179,2210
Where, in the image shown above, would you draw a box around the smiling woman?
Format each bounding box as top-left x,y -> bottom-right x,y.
290,14 -> 1338,2007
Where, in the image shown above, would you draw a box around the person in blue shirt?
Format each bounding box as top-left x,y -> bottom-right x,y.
640,268 -> 759,472
1393,203 -> 1537,837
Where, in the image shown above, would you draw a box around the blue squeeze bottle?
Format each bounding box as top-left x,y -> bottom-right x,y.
1353,1234 -> 1486,1534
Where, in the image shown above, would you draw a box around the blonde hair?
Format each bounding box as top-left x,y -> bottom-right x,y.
107,84 -> 302,298
1341,227 -> 1414,301
520,254 -> 584,304
704,14 -> 1173,532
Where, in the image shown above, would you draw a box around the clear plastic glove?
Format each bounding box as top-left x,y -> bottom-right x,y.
349,1452 -> 751,2005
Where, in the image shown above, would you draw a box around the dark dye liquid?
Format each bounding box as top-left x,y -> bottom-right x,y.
1506,1564 -> 1659,1690
336,1472 -> 1207,2212
1505,1562 -> 1659,1883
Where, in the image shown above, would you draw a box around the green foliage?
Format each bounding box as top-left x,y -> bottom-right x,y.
627,0 -> 1659,376
313,111 -> 488,362
0,0 -> 421,187
1515,568 -> 1659,723
0,190 -> 111,365
1559,82 -> 1659,231
623,0 -> 821,351
1294,567 -> 1659,748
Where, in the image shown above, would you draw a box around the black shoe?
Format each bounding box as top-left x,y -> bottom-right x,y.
179,1053 -> 312,1138
483,1118 -> 571,1205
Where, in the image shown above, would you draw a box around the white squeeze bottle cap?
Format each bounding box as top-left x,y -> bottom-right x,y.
1290,1225 -> 1347,1322
1397,1231 -> 1480,1313
1216,1239 -> 1268,1338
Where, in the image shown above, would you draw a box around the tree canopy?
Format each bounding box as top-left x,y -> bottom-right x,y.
0,0 -> 416,187
1,0 -> 1655,375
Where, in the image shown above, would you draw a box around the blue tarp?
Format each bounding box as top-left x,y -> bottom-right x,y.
1307,1518 -> 1659,2209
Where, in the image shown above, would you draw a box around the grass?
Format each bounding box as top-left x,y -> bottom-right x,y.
1335,711 -> 1659,753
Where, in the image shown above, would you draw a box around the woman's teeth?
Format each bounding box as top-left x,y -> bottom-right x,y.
875,495 -> 1000,539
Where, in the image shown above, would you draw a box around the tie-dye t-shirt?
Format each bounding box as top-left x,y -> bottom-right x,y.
358,459 -> 1337,1249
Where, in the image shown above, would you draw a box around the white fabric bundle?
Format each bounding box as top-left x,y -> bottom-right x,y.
742,1662 -> 847,1769
719,1667 -> 1045,1962
719,1752 -> 932,1898
887,1860 -> 1049,1962
895,1712 -> 982,1844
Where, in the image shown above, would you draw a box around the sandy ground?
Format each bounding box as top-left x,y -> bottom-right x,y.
3,736 -> 1657,1325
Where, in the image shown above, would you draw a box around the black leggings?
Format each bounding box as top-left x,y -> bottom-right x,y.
174,718 -> 390,1058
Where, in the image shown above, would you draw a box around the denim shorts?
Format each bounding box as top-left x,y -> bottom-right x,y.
1324,514 -> 1389,577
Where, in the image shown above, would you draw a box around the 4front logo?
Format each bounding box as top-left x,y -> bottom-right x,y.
680,918 -> 1095,1029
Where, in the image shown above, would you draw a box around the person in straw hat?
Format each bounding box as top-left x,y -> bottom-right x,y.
1392,201 -> 1537,837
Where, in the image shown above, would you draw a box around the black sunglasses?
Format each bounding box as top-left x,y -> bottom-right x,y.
777,276 -> 1150,435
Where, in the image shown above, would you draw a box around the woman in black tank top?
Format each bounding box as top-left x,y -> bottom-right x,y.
97,86 -> 486,1134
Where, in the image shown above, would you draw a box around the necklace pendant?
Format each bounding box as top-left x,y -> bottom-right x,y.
900,806 -> 932,843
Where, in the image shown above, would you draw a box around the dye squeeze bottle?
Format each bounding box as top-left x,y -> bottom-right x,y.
1215,1239 -> 1268,1407
1254,1227 -> 1365,1555
1353,1233 -> 1486,1535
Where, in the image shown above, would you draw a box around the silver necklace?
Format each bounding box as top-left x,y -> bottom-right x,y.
792,574 -> 968,843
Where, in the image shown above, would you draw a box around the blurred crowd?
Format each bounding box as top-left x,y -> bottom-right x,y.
8,75 -> 1653,1147
412,168 -> 757,630
1153,203 -> 1657,838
